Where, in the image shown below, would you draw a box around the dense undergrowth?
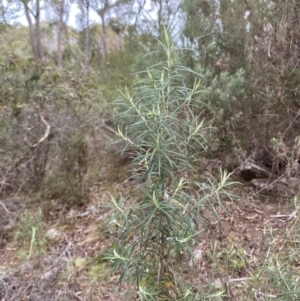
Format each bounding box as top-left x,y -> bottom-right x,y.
1,7 -> 300,299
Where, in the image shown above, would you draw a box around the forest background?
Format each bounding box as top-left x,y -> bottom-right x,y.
1,0 -> 300,300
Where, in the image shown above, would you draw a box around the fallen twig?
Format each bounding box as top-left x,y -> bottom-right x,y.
0,201 -> 12,213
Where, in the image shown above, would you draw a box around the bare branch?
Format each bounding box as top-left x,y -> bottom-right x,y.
31,114 -> 51,149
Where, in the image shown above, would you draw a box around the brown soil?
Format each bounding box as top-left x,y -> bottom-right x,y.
0,157 -> 298,300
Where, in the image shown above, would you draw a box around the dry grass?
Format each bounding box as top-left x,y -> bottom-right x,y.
1,153 -> 300,301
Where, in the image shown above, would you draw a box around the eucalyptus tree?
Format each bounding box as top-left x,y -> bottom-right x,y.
109,0 -> 141,49
219,0 -> 247,71
77,0 -> 91,71
133,0 -> 182,37
44,0 -> 71,68
180,0 -> 246,150
56,0 -> 66,68
20,0 -> 44,61
90,0 -> 111,62
89,0 -> 137,61
182,0 -> 248,71
181,0 -> 221,69
0,0 -> 21,25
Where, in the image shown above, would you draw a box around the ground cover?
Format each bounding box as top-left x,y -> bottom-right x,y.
1,152 -> 299,300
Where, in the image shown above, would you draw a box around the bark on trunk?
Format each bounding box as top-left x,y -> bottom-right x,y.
35,0 -> 43,61
100,12 -> 107,63
23,2 -> 38,59
85,0 -> 90,71
57,0 -> 65,68
90,0 -> 109,63
22,0 -> 43,62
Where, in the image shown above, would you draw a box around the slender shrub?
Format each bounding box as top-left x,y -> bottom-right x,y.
105,29 -> 234,300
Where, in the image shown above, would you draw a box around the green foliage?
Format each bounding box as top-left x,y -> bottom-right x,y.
2,2 -> 300,301
15,209 -> 45,259
105,29 -> 235,300
0,41 -> 103,201
181,0 -> 248,151
85,262 -> 109,282
208,242 -> 246,277
96,28 -> 154,104
42,133 -> 88,205
197,67 -> 245,150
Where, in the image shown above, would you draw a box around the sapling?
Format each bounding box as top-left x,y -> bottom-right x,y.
105,28 -> 234,300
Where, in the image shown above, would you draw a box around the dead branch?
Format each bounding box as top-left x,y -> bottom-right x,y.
31,113 -> 51,149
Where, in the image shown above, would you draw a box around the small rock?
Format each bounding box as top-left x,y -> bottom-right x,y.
251,178 -> 273,190
68,209 -> 80,217
189,247 -> 203,266
45,228 -> 61,240
41,267 -> 60,280
4,219 -> 16,230
87,205 -> 100,215
213,278 -> 223,289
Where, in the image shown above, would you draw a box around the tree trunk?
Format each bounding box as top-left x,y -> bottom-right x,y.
57,0 -> 65,68
35,0 -> 43,61
22,0 -> 43,62
85,0 -> 90,71
100,12 -> 107,63
23,2 -> 38,59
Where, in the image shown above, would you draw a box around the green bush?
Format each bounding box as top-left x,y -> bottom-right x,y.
194,66 -> 245,151
0,48 -> 103,201
105,29 -> 235,300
